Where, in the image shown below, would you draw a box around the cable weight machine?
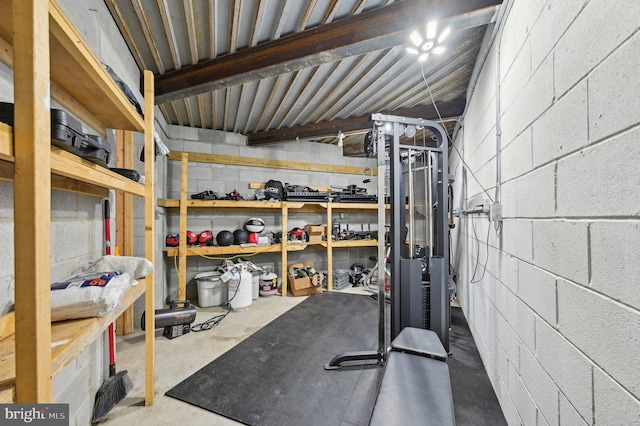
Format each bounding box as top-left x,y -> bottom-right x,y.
325,114 -> 452,370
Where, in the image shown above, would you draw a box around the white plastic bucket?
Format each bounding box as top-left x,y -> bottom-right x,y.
195,271 -> 227,307
227,268 -> 252,311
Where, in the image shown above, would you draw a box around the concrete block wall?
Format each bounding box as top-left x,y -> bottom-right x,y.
159,124 -> 378,302
450,0 -> 640,424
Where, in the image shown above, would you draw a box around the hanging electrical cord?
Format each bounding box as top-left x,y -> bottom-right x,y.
419,62 -> 495,204
470,215 -> 491,283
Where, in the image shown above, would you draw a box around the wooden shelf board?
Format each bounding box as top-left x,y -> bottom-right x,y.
331,239 -> 378,248
164,244 -> 283,257
330,202 -> 380,211
1,125 -> 130,197
0,0 -> 144,132
0,280 -> 146,402
157,199 -> 283,210
51,147 -> 145,196
0,122 -> 12,161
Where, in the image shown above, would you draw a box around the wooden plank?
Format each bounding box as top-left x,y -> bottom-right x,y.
143,69 -> 155,406
50,282 -> 145,376
178,153 -> 188,301
168,150 -> 374,176
0,282 -> 146,399
281,205 -> 288,297
157,198 -> 284,210
0,312 -> 14,341
51,175 -> 109,198
51,147 -> 145,196
116,130 -> 135,335
164,244 -> 283,257
0,35 -> 107,136
12,0 -> 52,403
332,240 -> 378,248
0,122 -> 12,161
0,384 -> 14,403
1,158 -> 108,198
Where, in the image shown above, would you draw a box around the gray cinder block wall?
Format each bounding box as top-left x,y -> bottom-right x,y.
450,0 -> 640,424
160,124 -> 378,302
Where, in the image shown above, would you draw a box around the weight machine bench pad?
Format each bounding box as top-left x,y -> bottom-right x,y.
391,327 -> 448,361
369,351 -> 455,425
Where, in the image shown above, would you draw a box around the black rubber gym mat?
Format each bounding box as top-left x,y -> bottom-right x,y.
448,307 -> 507,425
165,292 -> 384,426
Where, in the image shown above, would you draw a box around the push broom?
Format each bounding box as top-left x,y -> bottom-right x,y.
91,199 -> 134,423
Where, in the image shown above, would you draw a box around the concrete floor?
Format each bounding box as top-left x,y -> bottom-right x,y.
102,287 -> 368,425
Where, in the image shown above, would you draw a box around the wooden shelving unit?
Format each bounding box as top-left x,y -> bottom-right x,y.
159,154 -> 379,297
0,0 -> 155,405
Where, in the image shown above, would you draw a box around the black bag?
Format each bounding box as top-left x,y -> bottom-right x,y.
264,180 -> 284,200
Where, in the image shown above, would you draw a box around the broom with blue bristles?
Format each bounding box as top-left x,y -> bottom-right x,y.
91,200 -> 134,423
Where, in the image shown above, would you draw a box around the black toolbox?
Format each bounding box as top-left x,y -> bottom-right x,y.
0,102 -> 111,167
83,134 -> 111,167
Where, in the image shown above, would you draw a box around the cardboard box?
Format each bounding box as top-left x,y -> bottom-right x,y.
304,225 -> 326,243
288,262 -> 323,296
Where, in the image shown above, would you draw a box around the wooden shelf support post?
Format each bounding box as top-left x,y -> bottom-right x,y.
143,69 -> 155,405
178,152 -> 189,300
13,0 -> 53,403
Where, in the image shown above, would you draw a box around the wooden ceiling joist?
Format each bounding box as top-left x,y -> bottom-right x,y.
246,98 -> 466,146
154,0 -> 502,103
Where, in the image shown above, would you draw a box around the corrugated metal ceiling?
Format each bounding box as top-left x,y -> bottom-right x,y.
105,0 -> 502,149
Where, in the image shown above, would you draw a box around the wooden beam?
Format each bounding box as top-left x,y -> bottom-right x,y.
246,98 -> 466,146
154,0 -> 502,103
115,130 -> 134,336
167,150 -> 377,176
143,69 -> 155,406
13,0 -> 52,403
178,153 -> 188,301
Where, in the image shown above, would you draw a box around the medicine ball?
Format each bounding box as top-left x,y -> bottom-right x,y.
198,230 -> 214,246
186,230 -> 198,245
166,233 -> 179,247
245,217 -> 265,233
216,230 -> 234,246
233,229 -> 249,245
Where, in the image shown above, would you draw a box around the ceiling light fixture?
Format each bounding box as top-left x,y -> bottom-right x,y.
337,131 -> 345,148
406,20 -> 450,62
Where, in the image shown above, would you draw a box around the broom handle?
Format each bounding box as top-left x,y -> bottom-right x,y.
108,322 -> 116,376
104,199 -> 111,255
104,199 -> 116,375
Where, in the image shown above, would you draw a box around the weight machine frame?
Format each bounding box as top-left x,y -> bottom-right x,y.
324,114 -> 450,370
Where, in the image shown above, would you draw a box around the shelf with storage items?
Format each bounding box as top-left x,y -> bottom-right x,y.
0,0 -> 155,404
159,159 -> 381,296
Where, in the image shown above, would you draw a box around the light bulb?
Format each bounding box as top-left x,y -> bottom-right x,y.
409,31 -> 423,47
433,46 -> 446,55
437,27 -> 450,43
406,47 -> 419,55
426,21 -> 438,40
418,53 -> 429,62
